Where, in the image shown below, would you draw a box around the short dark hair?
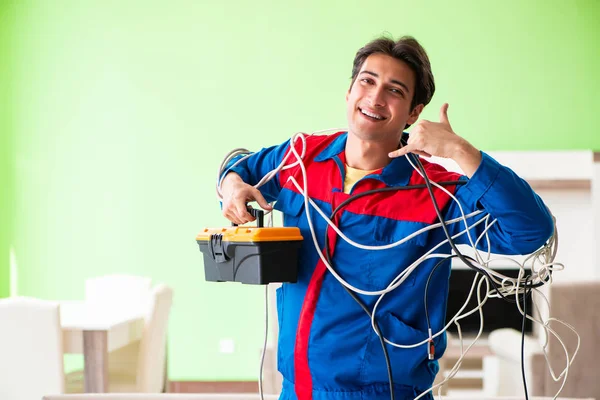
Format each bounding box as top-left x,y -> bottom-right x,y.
350,35 -> 435,111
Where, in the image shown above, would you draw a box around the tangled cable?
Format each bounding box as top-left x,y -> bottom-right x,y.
216,129 -> 579,400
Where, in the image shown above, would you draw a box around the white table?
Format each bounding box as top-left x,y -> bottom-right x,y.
60,301 -> 145,393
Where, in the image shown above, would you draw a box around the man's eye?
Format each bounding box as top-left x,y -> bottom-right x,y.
390,88 -> 404,97
361,78 -> 373,84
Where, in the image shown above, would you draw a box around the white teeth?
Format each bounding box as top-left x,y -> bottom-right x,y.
360,108 -> 384,120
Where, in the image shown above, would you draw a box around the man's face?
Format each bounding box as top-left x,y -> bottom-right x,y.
346,53 -> 423,143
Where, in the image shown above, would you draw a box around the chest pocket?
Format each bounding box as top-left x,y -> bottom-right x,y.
368,216 -> 435,289
372,216 -> 431,248
273,188 -> 305,227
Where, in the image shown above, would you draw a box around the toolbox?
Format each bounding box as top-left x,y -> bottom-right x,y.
196,209 -> 303,284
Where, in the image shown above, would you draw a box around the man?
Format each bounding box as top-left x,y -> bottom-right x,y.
219,36 -> 553,400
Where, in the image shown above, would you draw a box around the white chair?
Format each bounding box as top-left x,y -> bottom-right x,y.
136,283 -> 173,392
0,297 -> 65,400
483,281 -> 600,399
85,274 -> 152,312
67,283 -> 174,392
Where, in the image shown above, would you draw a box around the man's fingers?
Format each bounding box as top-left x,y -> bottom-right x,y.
439,103 -> 452,129
224,209 -> 243,225
389,148 -> 407,158
223,184 -> 272,225
413,150 -> 432,158
253,189 -> 273,211
389,143 -> 432,159
389,144 -> 415,158
233,203 -> 252,224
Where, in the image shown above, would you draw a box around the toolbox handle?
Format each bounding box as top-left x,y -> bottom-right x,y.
232,206 -> 264,228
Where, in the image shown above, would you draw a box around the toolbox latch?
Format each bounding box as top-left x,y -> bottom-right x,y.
209,233 -> 230,263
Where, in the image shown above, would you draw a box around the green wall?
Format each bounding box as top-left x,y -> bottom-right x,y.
0,3 -> 15,298
6,0 -> 600,380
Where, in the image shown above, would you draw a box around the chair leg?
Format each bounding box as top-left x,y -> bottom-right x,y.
163,342 -> 169,393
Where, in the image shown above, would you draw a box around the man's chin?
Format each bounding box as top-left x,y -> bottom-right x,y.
350,130 -> 386,142
348,126 -> 404,143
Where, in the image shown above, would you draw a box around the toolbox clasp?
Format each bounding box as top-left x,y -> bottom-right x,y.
209,233 -> 230,263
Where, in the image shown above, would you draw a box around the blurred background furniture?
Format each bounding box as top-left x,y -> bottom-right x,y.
85,274 -> 153,313
483,281 -> 600,399
0,297 -> 65,400
66,282 -> 173,393
60,298 -> 146,392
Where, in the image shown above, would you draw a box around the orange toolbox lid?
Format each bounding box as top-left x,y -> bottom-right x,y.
196,226 -> 303,243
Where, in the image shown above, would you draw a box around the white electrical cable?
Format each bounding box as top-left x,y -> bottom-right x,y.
259,205 -> 275,400
416,274 -> 490,400
258,284 -> 268,400
217,130 -> 578,400
283,135 -> 497,299
284,139 -> 572,375
216,128 -> 344,201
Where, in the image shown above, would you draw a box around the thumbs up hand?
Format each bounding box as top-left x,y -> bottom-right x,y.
388,103 -> 461,159
388,103 -> 482,177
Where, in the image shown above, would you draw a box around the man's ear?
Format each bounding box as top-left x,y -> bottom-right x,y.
346,79 -> 356,102
407,104 -> 424,125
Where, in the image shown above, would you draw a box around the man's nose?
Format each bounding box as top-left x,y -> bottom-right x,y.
367,86 -> 386,107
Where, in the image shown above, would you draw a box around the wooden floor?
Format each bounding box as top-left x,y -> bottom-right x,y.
169,381 -> 258,393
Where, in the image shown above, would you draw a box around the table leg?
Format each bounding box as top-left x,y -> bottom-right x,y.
83,330 -> 109,392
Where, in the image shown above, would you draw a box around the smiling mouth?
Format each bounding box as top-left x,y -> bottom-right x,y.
359,107 -> 386,121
